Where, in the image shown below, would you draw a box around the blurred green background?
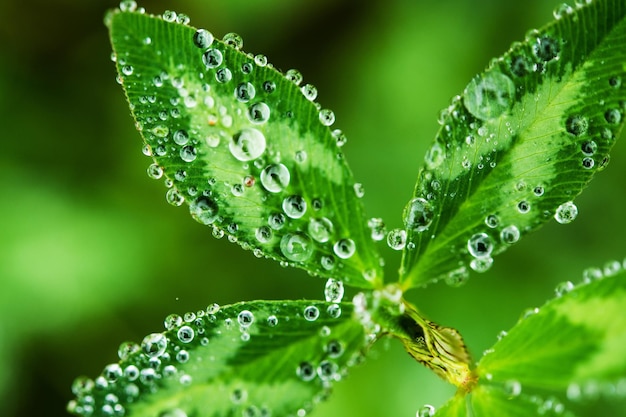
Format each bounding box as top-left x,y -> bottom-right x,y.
1,0 -> 625,416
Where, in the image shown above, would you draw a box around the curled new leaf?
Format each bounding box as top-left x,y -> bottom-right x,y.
399,0 -> 626,288
107,9 -> 383,288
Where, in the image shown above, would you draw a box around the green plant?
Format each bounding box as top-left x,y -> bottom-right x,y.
68,0 -> 626,416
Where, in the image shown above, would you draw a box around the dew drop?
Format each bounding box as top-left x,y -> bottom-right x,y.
317,360 -> 337,381
533,185 -> 545,196
417,404 -> 436,417
445,266 -> 470,287
555,280 -> 575,297
565,115 -> 588,136
500,225 -> 520,244
554,201 -> 577,224
604,108 -> 622,125
327,303 -> 342,318
297,362 -> 315,381
470,256 -> 493,273
162,10 -> 177,22
581,140 -> 597,156
333,239 -> 356,259
282,195 -> 307,219
553,3 -> 574,19
247,102 -> 271,124
467,233 -> 494,258
141,333 -> 167,357
485,214 -> 499,228
255,226 -> 273,243
319,109 -> 335,126
303,305 -> 320,321
223,32 -> 243,50
285,69 -> 303,85
424,142 -> 445,169
215,68 -> 232,83
147,163 -> 163,179
267,315 -> 278,327
121,65 -> 134,76
308,217 -> 334,243
368,217 -> 386,241
517,200 -> 530,213
581,157 -> 595,169
403,197 -> 434,232
609,76 -> 622,89
533,36 -> 560,62
504,380 -> 522,397
301,84 -> 318,101
268,212 -> 286,230
189,196 -> 219,225
177,326 -> 195,343
254,54 -> 268,66
117,341 -> 140,360
280,233 -> 313,262
193,29 -> 214,49
463,71 -> 515,120
260,164 -> 290,192
237,310 -> 255,328
230,128 -> 266,161
119,0 -> 137,12
164,314 -> 183,331
324,279 -> 344,303
235,82 -> 256,102
332,129 -> 347,147
166,188 -> 185,206
387,228 -> 407,250
202,49 -> 223,68
176,350 -> 190,363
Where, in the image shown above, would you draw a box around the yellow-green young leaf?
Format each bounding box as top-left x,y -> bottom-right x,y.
477,267 -> 626,391
399,0 -> 626,288
106,8 -> 382,289
68,300 -> 366,417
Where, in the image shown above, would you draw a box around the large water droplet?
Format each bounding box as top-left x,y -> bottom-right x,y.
319,109 -> 335,126
324,279 -> 344,303
230,128 -> 266,161
166,188 -> 185,206
554,201 -> 577,224
247,102 -> 271,124
500,225 -> 520,244
282,195 -> 307,219
280,233 -> 313,262
189,196 -> 219,225
417,404 -> 436,417
177,325 -> 195,343
467,233 -> 494,258
223,32 -> 243,50
260,164 -> 290,192
565,115 -> 588,136
308,217 -> 333,243
463,71 -> 515,120
333,238 -> 356,259
193,29 -> 214,49
237,310 -> 255,328
180,145 -> 197,162
403,197 -> 434,232
141,333 -> 167,357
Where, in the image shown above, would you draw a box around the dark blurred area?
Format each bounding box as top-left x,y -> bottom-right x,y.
1,1 -> 624,416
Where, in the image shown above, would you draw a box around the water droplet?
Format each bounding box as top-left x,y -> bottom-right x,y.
282,195 -> 307,219
555,280 -> 575,297
424,142 -> 445,169
470,256 -> 493,272
332,129 -> 347,147
121,65 -> 134,76
301,84 -> 318,101
463,71 -> 515,120
554,201 -> 577,224
297,362 -> 315,381
254,226 -> 273,243
260,164 -> 290,192
164,314 -> 183,330
533,185 -> 545,196
303,305 -> 320,321
321,256 -> 336,271
500,225 -> 520,244
215,68 -> 232,83
333,239 -> 356,259
180,145 -> 197,162
517,200 -> 530,213
324,279 -> 344,303
403,197 -> 434,232
254,54 -> 268,66
285,69 -> 303,85
267,315 -> 278,327
177,326 -> 195,343
308,217 -> 333,243
581,157 -> 595,169
193,29 -> 214,49
319,109 -> 335,126
565,115 -> 588,136
238,310 -> 255,328
387,229 -> 407,250
203,49 -> 223,68
353,183 -> 365,198
147,163 -> 163,179
189,196 -> 219,225
603,260 -> 622,276
162,10 -> 177,22
581,140 -> 597,156
124,365 -> 139,381
609,76 -> 622,88
141,333 -> 167,357
553,3 -> 574,19
368,218 -> 386,241
241,62 -> 253,74
230,128 -> 266,161
268,212 -> 286,230
417,404 -> 435,417
119,0 -> 137,12
235,82 -> 256,102
102,363 -> 122,383
280,233 -> 313,261
604,108 -> 622,124
166,188 -> 185,206
504,380 -> 522,397
533,36 -> 560,62
485,214 -> 499,228
445,266 -> 470,287
467,233 -> 494,258
223,32 -> 243,50
247,102 -> 271,124
317,360 -> 337,381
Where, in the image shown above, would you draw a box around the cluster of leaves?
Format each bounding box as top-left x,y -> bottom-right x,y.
69,1 -> 626,416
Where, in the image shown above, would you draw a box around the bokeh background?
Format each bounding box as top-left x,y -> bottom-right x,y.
1,0 -> 625,416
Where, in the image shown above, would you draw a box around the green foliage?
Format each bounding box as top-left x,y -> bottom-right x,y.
67,1 -> 626,417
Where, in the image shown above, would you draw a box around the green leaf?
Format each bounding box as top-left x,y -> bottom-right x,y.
399,0 -> 626,288
432,394 -> 466,417
106,9 -> 382,289
469,385 -> 575,417
477,267 -> 626,391
68,300 -> 366,417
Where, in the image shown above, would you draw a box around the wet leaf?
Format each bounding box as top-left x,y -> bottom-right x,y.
478,267 -> 626,391
399,0 -> 626,288
68,300 -> 366,417
107,9 -> 382,288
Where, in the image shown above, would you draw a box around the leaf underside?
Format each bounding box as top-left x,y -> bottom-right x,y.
68,300 -> 367,417
107,9 -> 382,289
400,0 -> 626,288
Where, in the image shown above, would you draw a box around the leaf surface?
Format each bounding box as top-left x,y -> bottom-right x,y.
478,268 -> 626,391
68,300 -> 366,417
107,9 -> 382,288
400,0 -> 626,288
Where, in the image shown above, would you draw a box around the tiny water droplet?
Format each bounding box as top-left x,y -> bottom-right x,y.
301,84 -> 318,101
147,163 -> 163,179
267,315 -> 278,327
297,362 -> 315,381
166,188 -> 185,206
470,256 -> 493,272
319,109 -> 336,126
417,404 -> 435,417
247,102 -> 271,124
285,69 -> 303,85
